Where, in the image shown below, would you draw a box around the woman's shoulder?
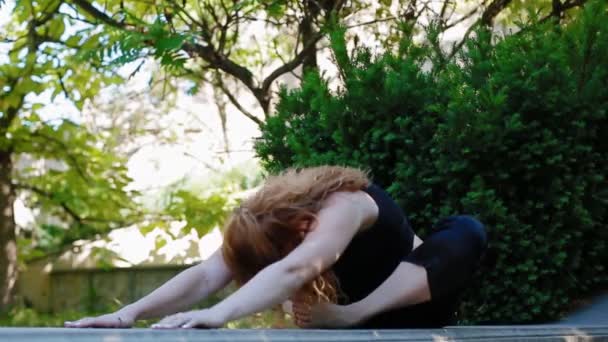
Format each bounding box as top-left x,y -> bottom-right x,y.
323,188 -> 379,232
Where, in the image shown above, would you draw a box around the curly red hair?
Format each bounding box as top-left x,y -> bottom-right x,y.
221,165 -> 369,305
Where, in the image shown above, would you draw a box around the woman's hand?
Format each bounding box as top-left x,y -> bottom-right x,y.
293,300 -> 362,329
64,310 -> 136,328
151,309 -> 227,329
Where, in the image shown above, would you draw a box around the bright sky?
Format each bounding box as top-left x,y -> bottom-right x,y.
0,2 -> 15,63
116,60 -> 261,192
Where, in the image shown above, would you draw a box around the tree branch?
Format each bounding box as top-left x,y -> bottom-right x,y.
180,41 -> 258,95
440,0 -> 452,21
59,6 -> 99,26
166,0 -> 207,31
71,0 -> 128,29
75,0 -> 262,115
55,69 -> 76,103
552,0 -> 563,19
272,40 -> 303,82
447,0 -> 514,60
444,0 -> 490,30
182,151 -> 221,172
16,183 -> 82,223
345,16 -> 398,29
26,131 -> 91,184
261,32 -> 323,99
73,0 -> 330,118
217,0 -> 235,53
480,0 -> 513,26
34,1 -> 62,26
13,183 -> 121,225
0,88 -> 23,133
447,20 -> 480,60
214,76 -> 263,126
539,0 -> 588,23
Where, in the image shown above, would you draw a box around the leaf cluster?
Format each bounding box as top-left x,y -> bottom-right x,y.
13,118 -> 139,261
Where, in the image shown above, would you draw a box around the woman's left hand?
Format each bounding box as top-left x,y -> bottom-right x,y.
151,309 -> 227,329
293,301 -> 362,329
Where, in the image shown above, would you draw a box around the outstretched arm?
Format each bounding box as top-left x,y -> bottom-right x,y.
152,190 -> 378,328
65,248 -> 232,328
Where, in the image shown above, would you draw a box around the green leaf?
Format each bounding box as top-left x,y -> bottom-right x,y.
65,35 -> 81,46
47,17 -> 66,40
156,35 -> 186,53
155,236 -> 167,250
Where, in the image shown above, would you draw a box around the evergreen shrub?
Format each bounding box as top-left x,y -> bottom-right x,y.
255,2 -> 608,323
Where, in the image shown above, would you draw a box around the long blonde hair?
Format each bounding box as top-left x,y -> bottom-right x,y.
221,165 -> 369,304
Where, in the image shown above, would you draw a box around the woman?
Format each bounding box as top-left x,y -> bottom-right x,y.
65,165 -> 487,329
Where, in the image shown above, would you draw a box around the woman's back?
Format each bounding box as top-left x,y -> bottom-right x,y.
332,184 -> 415,304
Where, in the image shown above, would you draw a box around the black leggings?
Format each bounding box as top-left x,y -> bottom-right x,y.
358,215 -> 488,329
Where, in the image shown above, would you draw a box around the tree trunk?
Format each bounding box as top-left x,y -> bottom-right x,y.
213,88 -> 231,156
301,0 -> 320,74
0,151 -> 17,313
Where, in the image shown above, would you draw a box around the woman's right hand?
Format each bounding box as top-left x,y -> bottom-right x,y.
64,309 -> 136,328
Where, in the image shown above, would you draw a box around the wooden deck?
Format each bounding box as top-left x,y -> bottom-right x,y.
0,325 -> 607,341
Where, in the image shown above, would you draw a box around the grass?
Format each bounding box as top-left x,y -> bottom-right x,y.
0,306 -> 296,328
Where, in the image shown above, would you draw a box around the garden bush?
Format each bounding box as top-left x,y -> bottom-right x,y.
255,1 -> 608,324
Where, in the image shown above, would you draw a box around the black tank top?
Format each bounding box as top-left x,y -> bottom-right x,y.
332,184 -> 415,304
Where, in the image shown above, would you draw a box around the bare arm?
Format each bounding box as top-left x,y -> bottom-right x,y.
127,249 -> 232,319
297,257 -> 431,328
349,262 -> 430,322
153,190 -> 378,328
214,191 -> 377,323
65,249 -> 232,328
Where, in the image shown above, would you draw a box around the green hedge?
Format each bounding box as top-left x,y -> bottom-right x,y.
255,1 -> 608,324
